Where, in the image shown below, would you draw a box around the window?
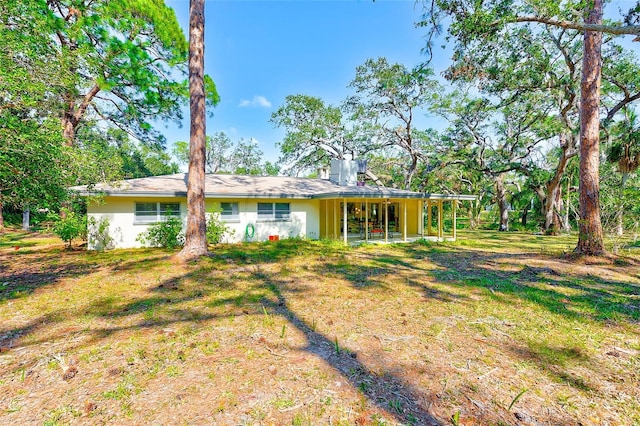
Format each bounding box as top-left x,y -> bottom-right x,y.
135,202 -> 181,223
275,203 -> 290,220
257,202 -> 290,221
220,202 -> 239,221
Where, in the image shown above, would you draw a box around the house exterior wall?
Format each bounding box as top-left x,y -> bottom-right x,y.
87,197 -> 320,249
205,199 -> 320,243
87,196 -> 187,249
406,199 -> 420,235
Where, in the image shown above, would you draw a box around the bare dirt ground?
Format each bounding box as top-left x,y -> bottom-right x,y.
1,230 -> 639,425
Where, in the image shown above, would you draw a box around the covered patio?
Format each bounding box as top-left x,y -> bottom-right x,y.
318,194 -> 476,245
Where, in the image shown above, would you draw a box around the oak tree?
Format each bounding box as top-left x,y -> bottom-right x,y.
419,0 -> 640,253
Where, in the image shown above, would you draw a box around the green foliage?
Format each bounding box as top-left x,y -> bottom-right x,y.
508,388 -> 528,411
599,161 -> 640,238
49,0 -> 192,145
0,117 -> 70,211
270,94 -> 351,175
51,209 -> 87,249
0,2 -> 74,211
173,132 -> 277,176
272,59 -> 442,185
346,57 -> 442,189
205,210 -> 234,244
75,126 -> 178,182
87,216 -> 114,251
3,0 -> 219,149
606,108 -> 640,176
0,0 -> 188,214
136,217 -> 184,249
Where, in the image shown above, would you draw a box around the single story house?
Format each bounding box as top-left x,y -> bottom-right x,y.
73,160 -> 475,249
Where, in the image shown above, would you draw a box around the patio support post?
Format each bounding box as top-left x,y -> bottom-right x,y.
325,200 -> 328,239
452,200 -> 457,240
420,200 -> 424,238
438,200 -> 443,240
343,198 -> 347,245
365,200 -> 369,243
403,200 -> 407,242
384,199 -> 389,242
427,200 -> 432,236
333,199 -> 338,240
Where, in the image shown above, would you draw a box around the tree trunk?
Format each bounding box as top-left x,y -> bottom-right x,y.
61,85 -> 100,146
562,176 -> 572,233
465,196 -> 483,230
521,199 -> 530,227
616,172 -> 629,236
467,205 -> 477,229
544,133 -> 576,234
62,109 -> 77,146
575,0 -> 605,255
178,0 -> 208,260
496,173 -> 509,231
0,198 -> 4,232
403,153 -> 418,190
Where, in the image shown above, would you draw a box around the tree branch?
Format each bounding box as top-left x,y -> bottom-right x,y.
512,17 -> 640,38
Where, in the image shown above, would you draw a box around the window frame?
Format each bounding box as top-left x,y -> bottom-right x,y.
257,202 -> 290,222
219,202 -> 240,222
134,202 -> 181,224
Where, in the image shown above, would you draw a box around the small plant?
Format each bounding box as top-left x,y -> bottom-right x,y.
280,323 -> 286,338
388,399 -> 402,414
358,381 -> 370,393
165,365 -> 182,377
50,209 -> 87,249
6,399 -> 21,413
416,238 -> 431,246
262,306 -> 274,326
206,209 -> 234,244
508,388 -> 527,411
451,410 -> 461,426
87,216 -> 114,250
334,336 -> 341,355
136,216 -> 184,249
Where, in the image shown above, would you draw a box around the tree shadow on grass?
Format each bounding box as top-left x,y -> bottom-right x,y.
0,247 -> 445,424
506,342 -> 595,392
0,232 -> 41,248
0,243 -> 178,302
3,239 -> 634,424
394,245 -> 640,324
247,269 -> 442,425
0,238 -> 345,303
310,249 -> 468,302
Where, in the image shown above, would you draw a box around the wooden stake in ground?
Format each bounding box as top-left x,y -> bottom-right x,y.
179,0 -> 208,260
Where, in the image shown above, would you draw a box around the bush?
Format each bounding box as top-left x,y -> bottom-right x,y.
87,216 -> 114,250
51,209 -> 87,249
136,217 -> 184,249
206,210 -> 235,244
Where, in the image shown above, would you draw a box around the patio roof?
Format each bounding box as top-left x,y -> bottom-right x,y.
71,173 -> 476,201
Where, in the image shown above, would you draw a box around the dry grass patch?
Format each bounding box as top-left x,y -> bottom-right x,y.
0,229 -> 639,425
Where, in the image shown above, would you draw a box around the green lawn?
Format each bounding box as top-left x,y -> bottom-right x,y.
1,229 -> 638,425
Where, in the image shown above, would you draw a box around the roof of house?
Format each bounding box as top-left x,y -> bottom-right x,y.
72,173 -> 476,201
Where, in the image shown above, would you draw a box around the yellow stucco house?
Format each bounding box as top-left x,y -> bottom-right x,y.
75,160 -> 474,249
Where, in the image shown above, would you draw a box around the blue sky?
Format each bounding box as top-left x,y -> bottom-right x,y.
162,0 -> 446,165
160,0 -> 640,168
